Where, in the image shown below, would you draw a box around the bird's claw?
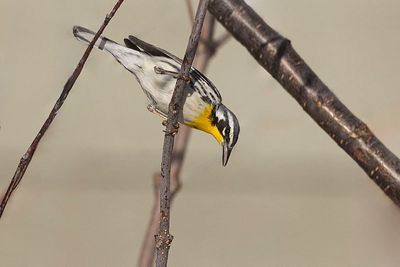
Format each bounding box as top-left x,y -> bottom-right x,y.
147,104 -> 156,113
154,66 -> 191,82
179,74 -> 191,83
154,66 -> 179,79
162,120 -> 179,136
163,127 -> 179,136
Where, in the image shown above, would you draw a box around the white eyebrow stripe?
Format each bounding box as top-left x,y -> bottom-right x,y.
216,107 -> 224,121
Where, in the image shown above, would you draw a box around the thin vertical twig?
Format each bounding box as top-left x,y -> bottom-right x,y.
0,0 -> 125,219
155,1 -> 210,266
208,0 -> 400,205
214,32 -> 231,48
185,0 -> 195,23
138,11 -> 219,267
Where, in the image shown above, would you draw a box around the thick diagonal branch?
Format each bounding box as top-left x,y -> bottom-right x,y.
208,0 -> 400,205
155,1 -> 210,267
0,0 -> 125,219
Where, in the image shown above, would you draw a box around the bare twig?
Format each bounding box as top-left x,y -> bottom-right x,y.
0,0 -> 125,219
208,0 -> 400,205
155,1 -> 210,266
214,32 -> 231,48
185,0 -> 195,23
138,12 -> 217,267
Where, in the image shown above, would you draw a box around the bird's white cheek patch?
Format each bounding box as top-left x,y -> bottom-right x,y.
227,112 -> 234,146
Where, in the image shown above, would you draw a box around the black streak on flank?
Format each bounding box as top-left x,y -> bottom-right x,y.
210,105 -> 218,126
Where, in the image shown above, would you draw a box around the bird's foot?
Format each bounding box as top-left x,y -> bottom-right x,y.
162,120 -> 180,136
147,104 -> 156,113
163,128 -> 179,136
154,66 -> 179,78
154,66 -> 191,83
178,74 -> 191,83
147,104 -> 167,119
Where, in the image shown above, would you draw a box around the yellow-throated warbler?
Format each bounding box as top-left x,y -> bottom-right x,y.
73,26 -> 240,166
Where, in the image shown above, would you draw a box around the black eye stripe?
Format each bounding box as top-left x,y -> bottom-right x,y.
216,119 -> 228,134
211,105 -> 240,148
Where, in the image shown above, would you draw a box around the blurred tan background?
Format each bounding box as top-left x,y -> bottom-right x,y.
1,0 -> 400,266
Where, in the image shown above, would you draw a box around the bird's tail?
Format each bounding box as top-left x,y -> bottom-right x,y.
73,25 -> 119,52
73,25 -> 143,73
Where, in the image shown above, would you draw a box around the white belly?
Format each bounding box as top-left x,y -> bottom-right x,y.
136,58 -> 209,124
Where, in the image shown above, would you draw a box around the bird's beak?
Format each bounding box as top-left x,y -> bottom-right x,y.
222,142 -> 232,166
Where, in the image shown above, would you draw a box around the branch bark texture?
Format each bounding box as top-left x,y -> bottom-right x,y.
155,1 -> 210,266
138,12 -> 217,267
208,0 -> 400,205
0,0 -> 125,219
138,13 -> 216,267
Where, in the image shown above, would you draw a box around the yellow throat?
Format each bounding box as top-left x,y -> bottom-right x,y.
186,104 -> 223,143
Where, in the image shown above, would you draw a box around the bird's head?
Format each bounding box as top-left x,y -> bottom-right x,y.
212,104 -> 240,166
187,103 -> 240,166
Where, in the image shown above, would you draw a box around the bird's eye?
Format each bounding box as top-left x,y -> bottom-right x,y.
225,128 -> 230,136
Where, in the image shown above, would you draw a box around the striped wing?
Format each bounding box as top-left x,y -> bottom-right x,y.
124,36 -> 222,105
